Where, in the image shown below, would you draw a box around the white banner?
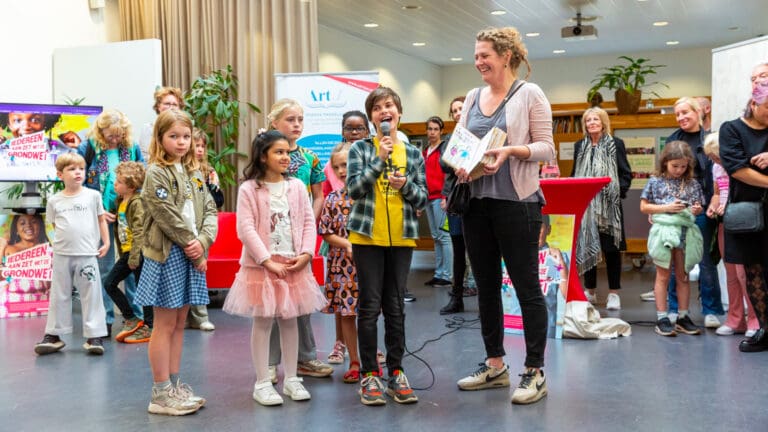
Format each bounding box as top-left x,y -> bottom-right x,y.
275,71 -> 379,165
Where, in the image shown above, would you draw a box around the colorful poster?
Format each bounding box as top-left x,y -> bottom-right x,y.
0,214 -> 54,318
502,214 -> 574,339
0,103 -> 103,181
623,136 -> 657,190
275,72 -> 379,166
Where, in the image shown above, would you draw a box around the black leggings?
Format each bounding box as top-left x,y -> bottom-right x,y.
583,232 -> 622,290
451,234 -> 467,289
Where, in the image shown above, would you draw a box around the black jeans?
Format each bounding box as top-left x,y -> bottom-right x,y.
463,198 -> 547,368
353,244 -> 413,376
451,234 -> 467,295
103,253 -> 153,327
583,232 -> 622,290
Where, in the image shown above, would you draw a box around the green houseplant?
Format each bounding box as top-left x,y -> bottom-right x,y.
184,65 -> 260,187
587,56 -> 669,115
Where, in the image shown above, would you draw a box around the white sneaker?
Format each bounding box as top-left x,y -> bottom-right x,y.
511,368 -> 547,405
268,365 -> 278,384
746,329 -> 758,338
198,321 -> 215,331
715,325 -> 743,336
704,314 -> 721,328
253,381 -> 283,406
283,376 -> 311,401
606,293 -> 621,310
639,290 -> 655,302
457,361 -> 510,390
585,291 -> 597,304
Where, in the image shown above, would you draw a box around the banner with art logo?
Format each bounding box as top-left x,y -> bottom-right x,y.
0,214 -> 54,318
502,214 -> 574,339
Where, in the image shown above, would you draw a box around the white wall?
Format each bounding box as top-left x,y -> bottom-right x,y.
442,48 -> 713,109
319,25 -> 442,123
0,0 -> 120,104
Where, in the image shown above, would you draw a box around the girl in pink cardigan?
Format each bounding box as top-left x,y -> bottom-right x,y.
223,130 -> 327,406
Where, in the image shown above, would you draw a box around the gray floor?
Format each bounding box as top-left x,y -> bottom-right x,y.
2,252 -> 767,432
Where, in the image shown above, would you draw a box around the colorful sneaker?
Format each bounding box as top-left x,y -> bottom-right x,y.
253,381 -> 283,406
34,334 -> 65,355
327,340 -> 346,364
675,315 -> 702,335
124,325 -> 152,344
283,376 -> 311,401
115,317 -> 143,342
297,359 -> 333,378
457,361 -> 510,391
386,369 -> 418,404
359,373 -> 386,406
148,384 -> 200,415
269,365 -> 278,384
511,368 -> 547,405
83,337 -> 105,355
174,378 -> 206,407
655,317 -> 677,337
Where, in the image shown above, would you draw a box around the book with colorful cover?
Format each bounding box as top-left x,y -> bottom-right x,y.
441,125 -> 507,180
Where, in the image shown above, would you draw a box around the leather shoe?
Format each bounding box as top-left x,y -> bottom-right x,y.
440,296 -> 464,315
424,277 -> 439,286
739,328 -> 768,352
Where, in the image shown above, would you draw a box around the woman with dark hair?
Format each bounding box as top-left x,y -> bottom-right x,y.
423,115 -> 453,290
1,214 -> 49,257
322,110 -> 370,197
453,27 -> 555,405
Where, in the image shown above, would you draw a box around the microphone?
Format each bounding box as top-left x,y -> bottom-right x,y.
380,121 -> 393,172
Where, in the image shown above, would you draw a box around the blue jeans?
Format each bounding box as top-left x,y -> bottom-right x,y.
99,225 -> 142,325
425,198 -> 453,281
668,213 -> 724,315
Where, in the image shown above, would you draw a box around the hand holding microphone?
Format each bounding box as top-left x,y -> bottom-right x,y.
379,121 -> 393,163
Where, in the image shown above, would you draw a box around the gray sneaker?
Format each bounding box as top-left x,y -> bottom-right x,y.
457,361 -> 510,390
297,359 -> 333,377
148,384 -> 200,416
34,334 -> 65,355
173,378 -> 206,407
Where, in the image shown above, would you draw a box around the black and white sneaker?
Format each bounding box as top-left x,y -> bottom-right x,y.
675,315 -> 701,335
457,361 -> 510,390
34,334 -> 65,355
511,368 -> 547,405
655,317 -> 677,337
84,337 -> 105,355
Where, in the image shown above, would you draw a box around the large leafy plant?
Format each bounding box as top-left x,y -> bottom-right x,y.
587,56 -> 669,102
184,65 -> 260,187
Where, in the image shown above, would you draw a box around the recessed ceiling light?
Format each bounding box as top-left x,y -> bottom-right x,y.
491,10 -> 507,16
526,32 -> 540,37
450,57 -> 463,62
729,26 -> 740,31
363,23 -> 379,28
666,40 -> 679,45
402,5 -> 422,10
412,42 -> 426,47
553,49 -> 566,54
653,21 -> 669,27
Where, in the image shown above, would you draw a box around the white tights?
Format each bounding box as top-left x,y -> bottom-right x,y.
251,316 -> 298,383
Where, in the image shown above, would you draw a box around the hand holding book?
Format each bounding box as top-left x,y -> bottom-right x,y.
441,124 -> 507,181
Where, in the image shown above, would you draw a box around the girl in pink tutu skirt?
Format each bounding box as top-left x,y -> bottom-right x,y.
223,130 -> 327,406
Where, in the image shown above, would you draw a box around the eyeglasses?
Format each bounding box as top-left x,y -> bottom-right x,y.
343,126 -> 368,133
161,102 -> 180,108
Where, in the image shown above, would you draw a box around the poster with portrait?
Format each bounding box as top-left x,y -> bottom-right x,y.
623,136 -> 657,190
0,103 -> 103,181
502,214 -> 574,339
0,214 -> 54,318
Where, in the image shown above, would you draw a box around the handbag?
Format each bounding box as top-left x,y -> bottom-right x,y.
445,182 -> 471,215
723,193 -> 766,233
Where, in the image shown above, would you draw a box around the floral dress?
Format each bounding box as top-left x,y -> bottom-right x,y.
317,188 -> 358,316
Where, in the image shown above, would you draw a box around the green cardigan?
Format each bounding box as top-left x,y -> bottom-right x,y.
647,211 -> 702,272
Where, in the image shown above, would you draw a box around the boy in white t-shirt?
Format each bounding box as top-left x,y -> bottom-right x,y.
34,152 -> 110,355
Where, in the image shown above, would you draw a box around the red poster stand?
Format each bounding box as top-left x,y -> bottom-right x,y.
540,177 -> 610,302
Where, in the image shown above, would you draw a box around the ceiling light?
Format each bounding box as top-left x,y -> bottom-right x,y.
653,21 -> 668,27
666,40 -> 679,45
402,5 -> 422,10
412,42 -> 426,47
553,49 -> 566,54
526,32 -> 540,37
363,22 -> 379,28
450,57 -> 463,62
491,10 -> 506,16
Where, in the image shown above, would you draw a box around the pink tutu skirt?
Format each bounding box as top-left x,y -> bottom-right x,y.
223,256 -> 328,319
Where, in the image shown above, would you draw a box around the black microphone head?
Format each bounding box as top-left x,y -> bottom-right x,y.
380,121 -> 391,136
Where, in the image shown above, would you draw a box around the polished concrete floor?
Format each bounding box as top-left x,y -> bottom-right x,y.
2,252 -> 767,432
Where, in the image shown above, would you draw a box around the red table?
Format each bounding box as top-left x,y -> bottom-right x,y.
540,177 -> 610,302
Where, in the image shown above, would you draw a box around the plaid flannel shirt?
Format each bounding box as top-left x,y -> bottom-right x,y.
346,138 -> 427,240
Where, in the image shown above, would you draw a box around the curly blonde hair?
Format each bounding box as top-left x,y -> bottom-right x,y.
476,27 -> 531,79
152,86 -> 185,114
115,161 -> 146,191
88,109 -> 134,150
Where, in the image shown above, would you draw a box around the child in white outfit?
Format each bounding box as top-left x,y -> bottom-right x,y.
35,152 -> 110,355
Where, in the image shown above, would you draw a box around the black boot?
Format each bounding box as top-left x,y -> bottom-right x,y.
739,328 -> 768,352
440,294 -> 464,315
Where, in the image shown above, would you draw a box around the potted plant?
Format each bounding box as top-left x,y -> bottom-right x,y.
587,56 -> 669,115
184,65 -> 260,188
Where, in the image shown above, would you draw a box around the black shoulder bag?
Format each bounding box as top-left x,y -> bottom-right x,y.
723,191 -> 767,233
